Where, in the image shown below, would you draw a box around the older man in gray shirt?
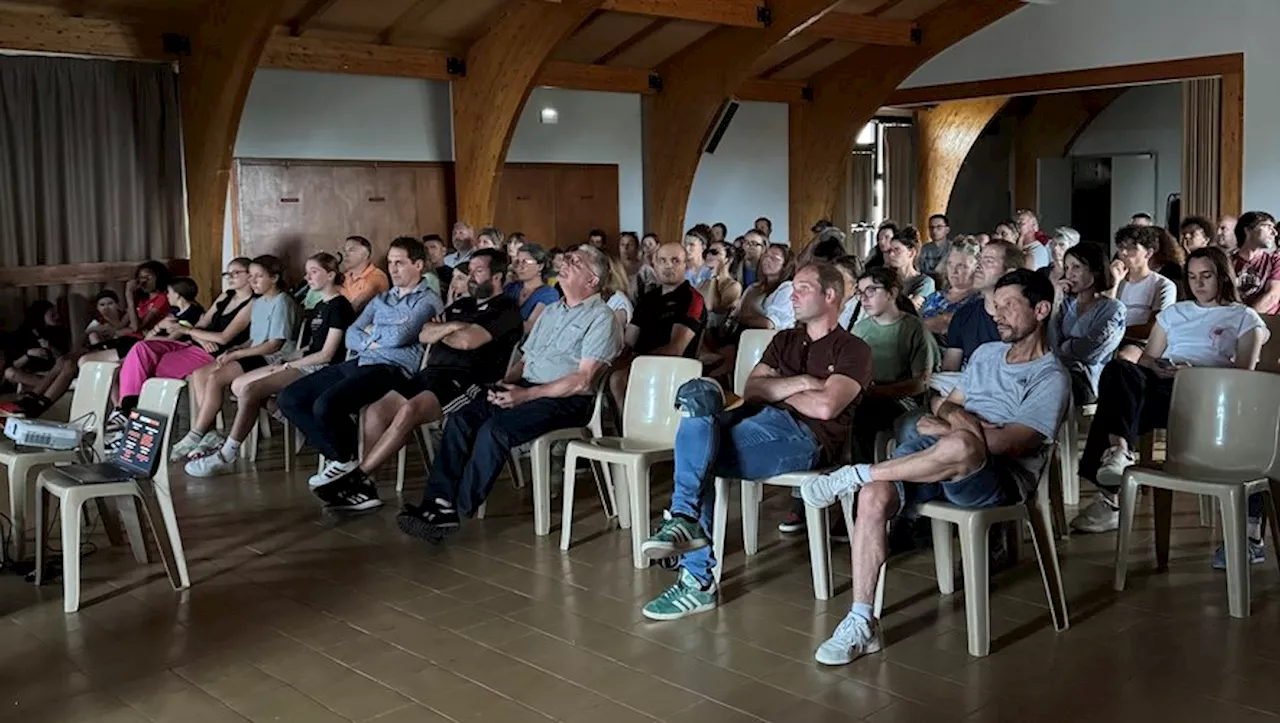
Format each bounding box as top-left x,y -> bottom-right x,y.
398,244 -> 622,543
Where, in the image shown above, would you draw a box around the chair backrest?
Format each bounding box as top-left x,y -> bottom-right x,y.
734,329 -> 779,395
622,356 -> 703,444
1257,313 -> 1280,374
1166,367 -> 1280,478
138,378 -> 186,492
70,362 -> 119,457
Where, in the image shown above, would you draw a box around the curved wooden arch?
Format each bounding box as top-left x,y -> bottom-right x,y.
788,0 -> 1023,247
452,0 -> 605,227
915,96 -> 1010,229
641,1 -> 842,244
1011,88 -> 1125,212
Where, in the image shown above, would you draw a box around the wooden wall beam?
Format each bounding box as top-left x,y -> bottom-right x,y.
788,0 -> 1023,247
287,0 -> 339,37
1011,88 -> 1123,212
804,13 -> 917,46
1220,69 -> 1244,216
180,0 -> 287,305
600,0 -> 763,27
452,0 -> 605,228
915,96 -> 1009,230
643,1 -> 841,245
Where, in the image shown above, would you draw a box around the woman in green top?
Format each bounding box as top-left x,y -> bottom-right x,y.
849,266 -> 938,462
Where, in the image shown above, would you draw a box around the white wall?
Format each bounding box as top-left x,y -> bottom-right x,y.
1070,83 -> 1182,229
508,87 -> 644,232
686,102 -> 789,240
903,0 -> 1280,212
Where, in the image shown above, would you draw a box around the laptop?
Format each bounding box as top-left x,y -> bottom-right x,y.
60,410 -> 167,484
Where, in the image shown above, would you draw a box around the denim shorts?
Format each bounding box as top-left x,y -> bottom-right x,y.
891,432 -> 1016,514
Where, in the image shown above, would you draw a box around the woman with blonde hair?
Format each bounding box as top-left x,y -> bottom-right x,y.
920,238 -> 980,336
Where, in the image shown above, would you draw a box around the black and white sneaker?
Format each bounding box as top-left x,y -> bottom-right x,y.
322,476 -> 383,512
311,465 -> 365,502
397,498 -> 460,543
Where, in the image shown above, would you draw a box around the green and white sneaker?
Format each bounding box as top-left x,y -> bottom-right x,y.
640,510 -> 709,561
642,568 -> 717,621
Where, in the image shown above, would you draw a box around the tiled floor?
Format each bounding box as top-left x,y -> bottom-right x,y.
2,438 -> 1279,723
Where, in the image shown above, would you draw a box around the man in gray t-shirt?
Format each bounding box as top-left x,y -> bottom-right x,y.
799,269 -> 1068,667
398,244 -> 622,544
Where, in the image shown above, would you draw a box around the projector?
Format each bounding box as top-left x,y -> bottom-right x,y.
4,416 -> 84,451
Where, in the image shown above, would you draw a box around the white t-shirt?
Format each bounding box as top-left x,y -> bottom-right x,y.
763,281 -> 795,330
1157,301 -> 1268,367
1025,241 -> 1051,271
1119,273 -> 1177,327
607,291 -> 633,326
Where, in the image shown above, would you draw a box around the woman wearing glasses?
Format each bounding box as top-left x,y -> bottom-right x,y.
505,243 -> 560,335
698,240 -> 742,330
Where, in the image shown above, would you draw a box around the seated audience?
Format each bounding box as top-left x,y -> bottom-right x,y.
835,255 -> 864,330
475,226 -> 503,251
734,229 -> 767,286
710,222 -> 728,244
1041,226 -> 1081,286
883,227 -> 936,310
173,256 -> 300,460
734,243 -> 796,331
587,228 -> 607,250
1015,209 -> 1052,270
754,216 -> 773,238
424,233 -> 454,291
279,237 -> 443,499
1216,215 -> 1238,252
608,242 -> 706,415
802,269 -> 1068,665
993,221 -> 1018,244
864,222 -> 897,270
338,236 -> 390,312
605,257 -> 635,328
1,301 -> 69,393
921,240 -> 980,338
445,221 -> 475,267
1152,226 -> 1187,285
316,249 -> 522,500
85,290 -> 129,345
506,232 -> 526,260
446,261 -> 471,306
935,241 -> 1025,392
1131,213 -> 1154,227
919,214 -> 952,277
1050,242 -> 1126,404
184,253 -> 354,476
395,244 -> 621,540
637,262 -> 871,620
1072,247 -> 1269,546
684,227 -> 713,288
505,243 -> 560,334
1231,210 -> 1280,315
619,231 -> 656,298
698,239 -> 741,331
1115,224 -> 1178,360
1179,215 -> 1214,257
86,261 -> 173,360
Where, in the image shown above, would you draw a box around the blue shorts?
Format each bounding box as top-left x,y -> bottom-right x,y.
891,431 -> 1016,514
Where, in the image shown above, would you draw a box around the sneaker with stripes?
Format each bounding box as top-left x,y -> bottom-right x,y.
642,568 -> 717,621
640,510 -> 708,561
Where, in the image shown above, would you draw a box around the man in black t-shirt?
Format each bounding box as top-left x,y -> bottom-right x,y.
607,242 -> 706,416
325,249 -> 522,490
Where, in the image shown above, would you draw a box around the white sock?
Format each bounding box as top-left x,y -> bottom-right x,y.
851,601 -> 875,623
221,438 -> 241,460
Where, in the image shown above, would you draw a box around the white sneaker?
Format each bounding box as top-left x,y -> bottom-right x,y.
801,465 -> 870,509
815,611 -> 882,666
1071,492 -> 1119,533
308,459 -> 360,488
185,451 -> 236,478
1095,446 -> 1136,488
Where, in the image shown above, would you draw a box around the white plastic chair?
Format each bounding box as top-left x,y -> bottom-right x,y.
0,361 -> 118,562
1115,368 -> 1280,618
509,389 -> 607,535
34,378 -> 189,613
560,356 -> 702,567
732,330 -> 778,396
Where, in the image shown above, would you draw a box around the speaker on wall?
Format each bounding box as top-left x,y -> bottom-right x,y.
703,101 -> 740,155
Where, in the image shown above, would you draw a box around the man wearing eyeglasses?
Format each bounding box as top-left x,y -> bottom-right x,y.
396,244 -> 622,543
607,242 -> 706,417
737,229 -> 768,286
919,214 -> 952,276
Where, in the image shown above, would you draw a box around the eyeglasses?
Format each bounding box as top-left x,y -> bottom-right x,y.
515,258 -> 540,266
221,269 -> 247,278
858,285 -> 888,298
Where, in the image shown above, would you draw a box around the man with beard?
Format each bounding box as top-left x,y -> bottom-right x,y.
801,268 -> 1068,666
316,249 -> 522,504
1231,211 -> 1280,314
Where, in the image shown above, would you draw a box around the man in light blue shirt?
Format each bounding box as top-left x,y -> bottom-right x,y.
279,237 -> 442,509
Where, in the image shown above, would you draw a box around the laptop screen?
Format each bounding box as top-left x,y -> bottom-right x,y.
116,410 -> 167,478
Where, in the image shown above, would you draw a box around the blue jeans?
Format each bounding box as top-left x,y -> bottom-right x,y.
891,418 -> 1012,513
671,406 -> 821,585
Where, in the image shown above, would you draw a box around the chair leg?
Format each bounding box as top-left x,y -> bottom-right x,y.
1199,495 -> 1215,528
1152,487 -> 1173,570
258,409 -> 273,439
711,478 -> 730,586
508,449 -> 528,491
931,517 -> 955,595
34,484 -> 46,586
395,446 -> 407,494
136,490 -> 182,590
873,562 -> 887,619
740,481 -> 762,556
6,461 -> 31,563
1267,483 -> 1280,578
1027,504 -> 1069,633
116,497 -> 149,564
803,502 -> 832,600
957,516 -> 992,657
1048,450 -> 1068,542
283,421 -> 293,472
61,496 -> 85,613
530,438 -> 556,537
627,460 -> 651,570
559,448 -> 581,551
1221,488 -> 1250,619
1114,478 -> 1139,591
245,419 -> 259,463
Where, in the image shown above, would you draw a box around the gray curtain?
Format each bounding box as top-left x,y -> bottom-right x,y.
0,55 -> 186,332
883,124 -> 916,228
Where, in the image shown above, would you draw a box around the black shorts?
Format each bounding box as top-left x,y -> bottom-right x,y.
397,369 -> 484,414
238,355 -> 268,373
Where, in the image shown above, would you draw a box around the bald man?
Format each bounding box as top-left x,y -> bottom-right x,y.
1217,215 -> 1239,252
608,242 -> 707,416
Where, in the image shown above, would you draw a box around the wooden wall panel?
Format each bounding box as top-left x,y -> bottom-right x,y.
554,164 -> 620,245
496,167 -> 558,246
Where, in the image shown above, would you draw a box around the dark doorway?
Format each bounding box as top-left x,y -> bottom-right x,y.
1072,157 -> 1112,251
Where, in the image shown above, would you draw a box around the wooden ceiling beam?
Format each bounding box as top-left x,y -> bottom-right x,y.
803,12 -> 917,45
376,0 -> 449,45
599,0 -> 765,28
287,0 -> 339,37
593,17 -> 670,65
